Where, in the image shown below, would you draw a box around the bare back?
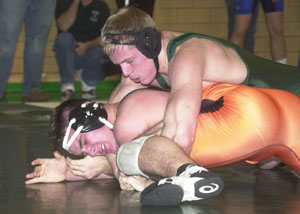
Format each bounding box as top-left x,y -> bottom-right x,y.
157,31 -> 248,88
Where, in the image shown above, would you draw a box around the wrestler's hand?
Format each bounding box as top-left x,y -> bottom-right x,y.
119,173 -> 155,192
25,151 -> 67,184
105,153 -> 154,191
66,155 -> 111,179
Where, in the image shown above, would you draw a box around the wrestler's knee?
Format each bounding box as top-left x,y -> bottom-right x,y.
117,135 -> 154,178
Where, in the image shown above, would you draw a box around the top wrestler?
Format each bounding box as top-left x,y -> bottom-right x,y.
25,84 -> 300,205
101,7 -> 300,168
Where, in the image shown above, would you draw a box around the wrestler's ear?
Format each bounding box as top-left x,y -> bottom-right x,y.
135,27 -> 161,59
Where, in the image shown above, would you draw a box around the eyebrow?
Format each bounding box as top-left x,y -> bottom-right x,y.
118,58 -> 131,65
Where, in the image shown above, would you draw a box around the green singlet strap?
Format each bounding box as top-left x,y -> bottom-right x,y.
153,57 -> 171,89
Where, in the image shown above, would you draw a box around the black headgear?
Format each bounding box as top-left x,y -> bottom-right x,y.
105,27 -> 161,59
69,102 -> 110,133
62,102 -> 114,152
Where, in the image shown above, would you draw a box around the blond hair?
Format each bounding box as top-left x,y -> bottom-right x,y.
101,7 -> 157,56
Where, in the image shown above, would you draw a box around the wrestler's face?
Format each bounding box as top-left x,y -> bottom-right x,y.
110,45 -> 157,85
67,126 -> 118,157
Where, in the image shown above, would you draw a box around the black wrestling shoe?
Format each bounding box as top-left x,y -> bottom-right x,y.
140,164 -> 224,206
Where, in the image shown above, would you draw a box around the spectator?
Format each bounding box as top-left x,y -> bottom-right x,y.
0,0 -> 54,102
225,0 -> 259,53
115,0 -> 155,17
54,0 -> 110,101
230,0 -> 287,64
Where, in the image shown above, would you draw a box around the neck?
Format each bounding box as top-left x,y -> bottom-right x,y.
157,34 -> 168,75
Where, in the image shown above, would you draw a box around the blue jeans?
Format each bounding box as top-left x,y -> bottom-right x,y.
54,32 -> 109,88
0,0 -> 54,97
225,0 -> 259,53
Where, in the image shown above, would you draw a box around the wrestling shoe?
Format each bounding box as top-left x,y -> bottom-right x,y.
140,164 -> 224,206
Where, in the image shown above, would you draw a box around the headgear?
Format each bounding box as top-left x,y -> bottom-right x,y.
62,102 -> 114,151
105,27 -> 161,59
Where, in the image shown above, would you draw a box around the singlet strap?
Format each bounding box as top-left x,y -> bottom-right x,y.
154,57 -> 171,89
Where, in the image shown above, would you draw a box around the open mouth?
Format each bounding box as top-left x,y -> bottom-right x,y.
101,144 -> 106,154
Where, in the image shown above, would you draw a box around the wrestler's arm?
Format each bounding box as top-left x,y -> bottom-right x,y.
25,152 -> 113,184
66,155 -> 114,179
160,44 -> 205,153
108,76 -> 147,104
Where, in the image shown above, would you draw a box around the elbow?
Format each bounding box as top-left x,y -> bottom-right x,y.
58,26 -> 68,32
56,21 -> 69,32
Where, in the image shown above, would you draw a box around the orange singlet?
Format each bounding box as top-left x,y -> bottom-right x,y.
190,84 -> 300,172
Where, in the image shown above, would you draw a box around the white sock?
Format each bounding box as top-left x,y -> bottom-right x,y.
275,58 -> 287,64
78,69 -> 96,92
61,83 -> 75,92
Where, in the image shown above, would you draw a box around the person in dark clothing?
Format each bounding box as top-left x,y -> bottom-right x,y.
54,0 -> 111,101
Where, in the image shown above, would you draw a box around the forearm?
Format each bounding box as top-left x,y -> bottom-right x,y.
161,91 -> 201,153
56,0 -> 80,32
65,170 -> 113,181
84,37 -> 101,50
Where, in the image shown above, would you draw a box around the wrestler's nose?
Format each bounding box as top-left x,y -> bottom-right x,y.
120,65 -> 131,77
82,144 -> 99,157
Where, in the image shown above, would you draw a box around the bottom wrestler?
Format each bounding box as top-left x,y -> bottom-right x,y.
25,84 -> 300,206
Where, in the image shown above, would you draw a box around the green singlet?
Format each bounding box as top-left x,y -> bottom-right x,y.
163,33 -> 300,96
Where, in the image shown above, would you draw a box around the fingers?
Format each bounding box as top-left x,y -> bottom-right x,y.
67,161 -> 85,173
31,158 -> 44,166
26,165 -> 42,178
25,172 -> 39,179
66,157 -> 85,167
119,173 -> 136,191
25,167 -> 43,184
25,177 -> 42,185
119,176 -> 135,191
68,168 -> 85,177
125,176 -> 147,192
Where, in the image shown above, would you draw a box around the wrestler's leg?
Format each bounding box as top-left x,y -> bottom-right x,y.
138,136 -> 192,179
117,136 -> 224,206
139,136 -> 223,206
